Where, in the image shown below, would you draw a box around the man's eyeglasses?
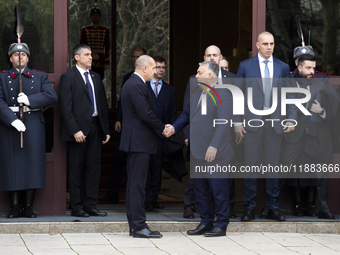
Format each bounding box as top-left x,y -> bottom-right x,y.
155,66 -> 167,70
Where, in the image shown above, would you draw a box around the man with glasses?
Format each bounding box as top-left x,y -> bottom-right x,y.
144,56 -> 177,211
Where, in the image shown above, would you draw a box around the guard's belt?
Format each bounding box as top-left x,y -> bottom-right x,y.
9,106 -> 41,113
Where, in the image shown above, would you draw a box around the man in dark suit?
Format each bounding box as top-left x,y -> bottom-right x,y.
182,45 -> 236,219
144,56 -> 177,210
282,54 -> 339,219
59,44 -> 110,217
234,32 -> 297,221
168,61 -> 233,237
120,55 -> 171,238
99,46 -> 146,203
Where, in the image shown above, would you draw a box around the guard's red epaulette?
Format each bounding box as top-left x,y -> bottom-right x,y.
34,70 -> 47,73
316,71 -> 328,76
0,70 -> 5,73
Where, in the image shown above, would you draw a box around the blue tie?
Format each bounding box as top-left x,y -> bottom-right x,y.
84,72 -> 95,114
263,60 -> 271,107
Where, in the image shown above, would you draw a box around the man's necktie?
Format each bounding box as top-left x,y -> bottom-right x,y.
84,71 -> 95,114
263,60 -> 271,107
154,82 -> 159,97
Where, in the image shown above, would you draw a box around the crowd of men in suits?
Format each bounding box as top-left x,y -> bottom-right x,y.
1,30 -> 339,238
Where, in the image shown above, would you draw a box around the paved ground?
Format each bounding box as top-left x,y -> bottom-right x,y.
1,232 -> 340,255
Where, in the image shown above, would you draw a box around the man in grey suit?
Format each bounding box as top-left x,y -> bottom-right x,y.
167,61 -> 234,237
120,55 -> 171,238
234,32 -> 297,221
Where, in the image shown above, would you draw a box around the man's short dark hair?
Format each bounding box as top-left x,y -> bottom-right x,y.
153,56 -> 166,64
132,46 -> 147,55
298,54 -> 316,67
73,44 -> 91,62
222,56 -> 229,63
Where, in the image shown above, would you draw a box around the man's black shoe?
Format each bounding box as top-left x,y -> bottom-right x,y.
187,224 -> 213,235
144,202 -> 154,211
204,226 -> 226,237
318,212 -> 339,219
153,202 -> 164,209
267,209 -> 285,221
294,203 -> 305,216
183,206 -> 194,219
23,206 -> 37,218
133,228 -> 162,238
229,209 -> 237,218
84,208 -> 107,217
71,209 -> 90,217
129,229 -> 134,236
98,192 -> 119,204
259,206 -> 269,219
241,209 -> 255,221
306,203 -> 317,217
7,206 -> 21,218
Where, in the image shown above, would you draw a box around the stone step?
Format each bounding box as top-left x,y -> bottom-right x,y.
0,206 -> 339,234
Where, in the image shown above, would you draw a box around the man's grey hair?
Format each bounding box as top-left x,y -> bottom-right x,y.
199,61 -> 219,78
73,44 -> 91,62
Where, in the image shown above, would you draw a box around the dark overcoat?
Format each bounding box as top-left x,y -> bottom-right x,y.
0,66 -> 58,191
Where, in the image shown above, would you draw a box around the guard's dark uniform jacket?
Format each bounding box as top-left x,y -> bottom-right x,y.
284,68 -> 339,163
0,66 -> 57,191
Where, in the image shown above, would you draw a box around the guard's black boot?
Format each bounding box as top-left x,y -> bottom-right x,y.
293,187 -> 304,216
7,191 -> 22,218
23,189 -> 36,218
306,186 -> 317,217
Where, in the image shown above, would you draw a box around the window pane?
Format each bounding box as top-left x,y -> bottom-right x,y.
0,1 -> 54,72
266,0 -> 340,74
116,0 -> 169,107
68,0 -> 112,107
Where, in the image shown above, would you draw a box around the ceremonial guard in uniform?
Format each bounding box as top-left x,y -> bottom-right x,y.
0,43 -> 58,218
283,49 -> 339,219
79,2 -> 110,80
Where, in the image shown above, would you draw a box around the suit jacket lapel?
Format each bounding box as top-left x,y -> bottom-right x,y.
74,68 -> 91,101
272,57 -> 280,88
252,55 -> 264,93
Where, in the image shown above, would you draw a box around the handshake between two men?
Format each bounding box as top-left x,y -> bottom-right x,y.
162,124 -> 175,138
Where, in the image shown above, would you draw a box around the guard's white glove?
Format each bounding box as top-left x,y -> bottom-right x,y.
11,119 -> 26,132
17,92 -> 30,106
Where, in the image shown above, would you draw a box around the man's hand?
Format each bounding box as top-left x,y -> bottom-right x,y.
205,146 -> 217,162
114,121 -> 121,132
74,131 -> 86,143
283,122 -> 295,133
11,119 -> 26,132
17,92 -> 30,106
102,135 -> 110,144
163,124 -> 175,137
184,139 -> 188,146
234,125 -> 246,145
310,99 -> 323,114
